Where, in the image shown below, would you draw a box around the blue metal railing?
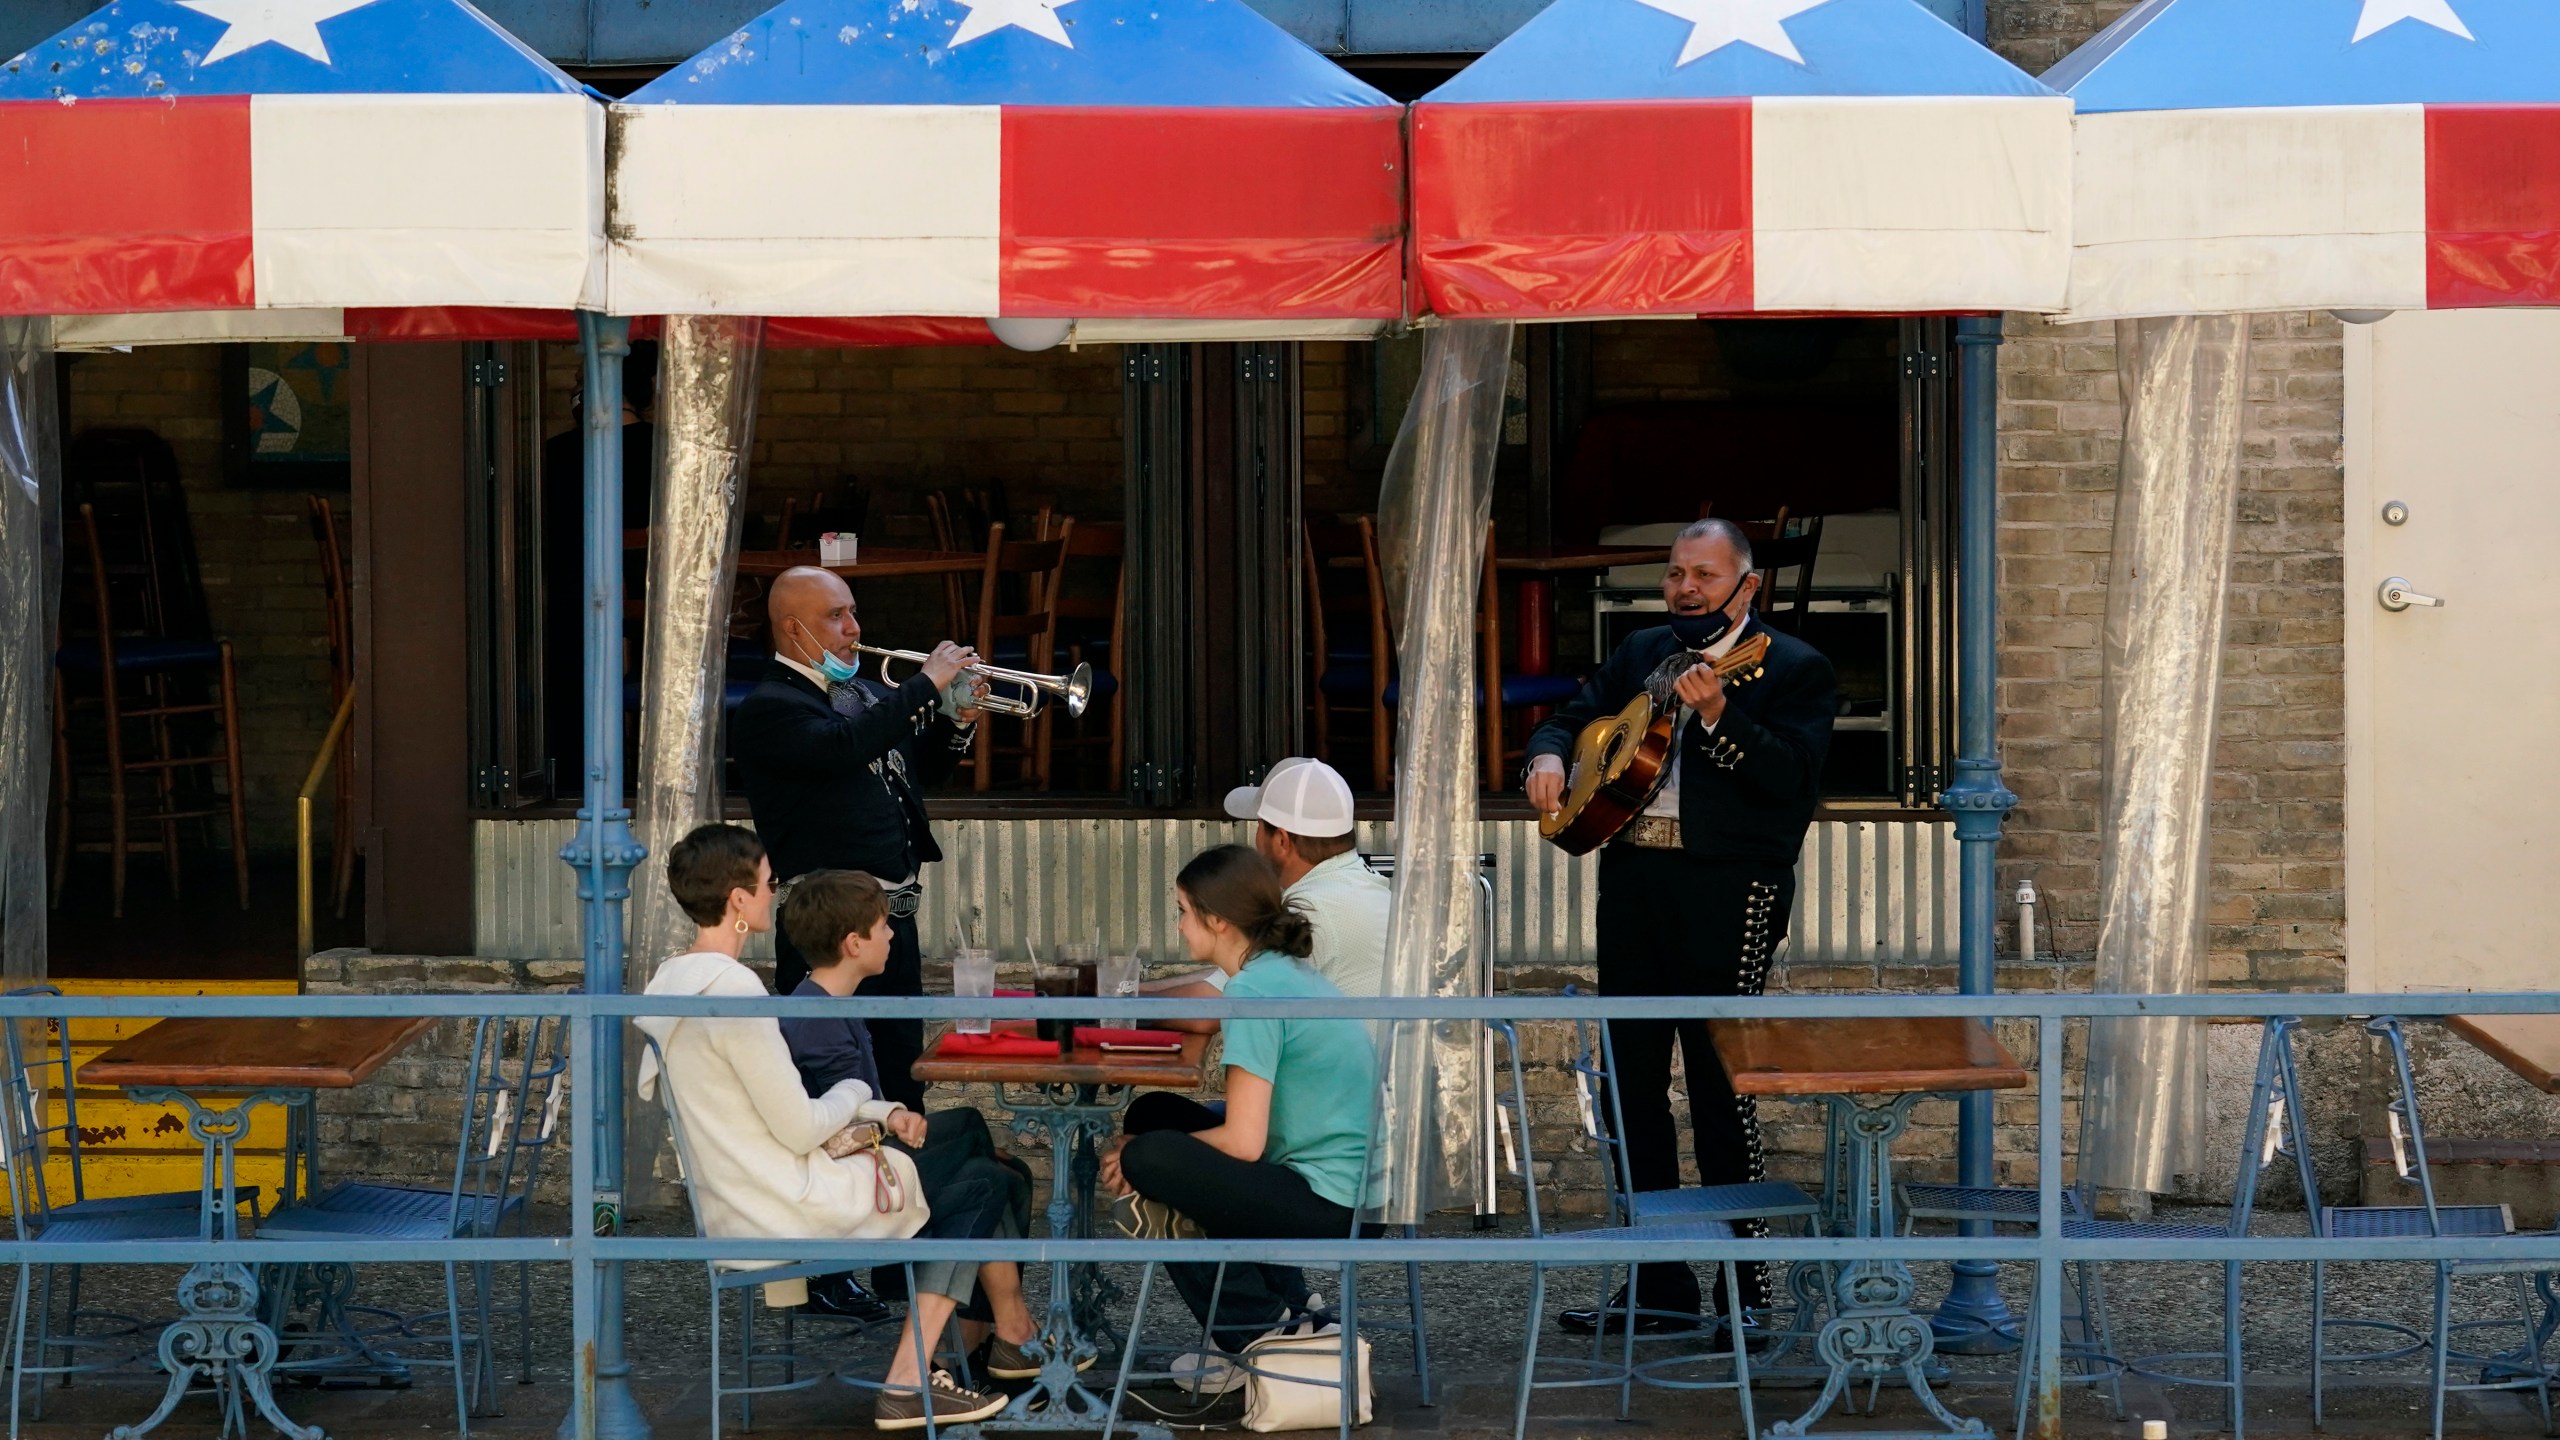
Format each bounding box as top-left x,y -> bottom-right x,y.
13,987 -> 2560,1440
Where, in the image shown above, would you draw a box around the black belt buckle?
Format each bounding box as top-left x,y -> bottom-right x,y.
884,883 -> 924,919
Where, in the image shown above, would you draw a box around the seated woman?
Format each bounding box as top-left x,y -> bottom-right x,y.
635,823 -> 1007,1430
776,868 -> 1054,1381
1098,844 -> 1379,1356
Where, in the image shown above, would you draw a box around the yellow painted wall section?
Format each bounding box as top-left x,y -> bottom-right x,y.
6,979 -> 299,1215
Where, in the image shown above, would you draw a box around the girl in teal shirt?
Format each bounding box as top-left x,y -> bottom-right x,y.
1098,845 -> 1379,1353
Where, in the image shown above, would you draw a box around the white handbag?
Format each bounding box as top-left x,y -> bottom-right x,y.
1240,1318 -> 1372,1432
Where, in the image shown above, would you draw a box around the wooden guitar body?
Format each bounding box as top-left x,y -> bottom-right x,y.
1538,633 -> 1770,856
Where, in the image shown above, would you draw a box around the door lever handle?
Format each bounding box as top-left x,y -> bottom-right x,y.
2378,577 -> 2444,612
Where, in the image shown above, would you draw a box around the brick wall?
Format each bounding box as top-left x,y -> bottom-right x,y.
61,346 -> 337,856
1993,316 -> 2347,989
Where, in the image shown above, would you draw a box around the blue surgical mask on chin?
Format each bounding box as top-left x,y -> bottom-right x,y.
795,626 -> 861,685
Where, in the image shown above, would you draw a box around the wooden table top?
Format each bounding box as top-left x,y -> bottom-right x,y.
2449,1014 -> 2560,1094
1707,1016 -> 2029,1097
78,1016 -> 438,1091
1495,547 -> 1673,574
910,1027 -> 1209,1090
735,548 -> 986,580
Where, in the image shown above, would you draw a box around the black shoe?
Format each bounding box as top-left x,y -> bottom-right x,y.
1556,1292 -> 1707,1337
805,1272 -> 901,1326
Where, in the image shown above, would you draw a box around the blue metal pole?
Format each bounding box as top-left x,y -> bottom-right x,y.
559,312 -> 652,1440
1932,312 -> 2021,1354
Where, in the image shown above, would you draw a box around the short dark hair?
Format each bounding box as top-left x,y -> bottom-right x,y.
1177,845 -> 1316,960
1262,821 -> 1356,866
667,824 -> 765,928
1675,517 -> 1754,571
783,869 -> 890,966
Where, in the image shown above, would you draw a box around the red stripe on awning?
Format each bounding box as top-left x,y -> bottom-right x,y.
2427,105 -> 2560,308
344,310 -> 997,347
998,106 -> 1403,318
0,97 -> 254,314
1413,100 -> 1752,317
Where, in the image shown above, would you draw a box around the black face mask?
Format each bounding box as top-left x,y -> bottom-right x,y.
1667,575 -> 1750,651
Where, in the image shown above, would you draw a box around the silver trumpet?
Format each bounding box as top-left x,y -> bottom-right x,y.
853,644 -> 1093,719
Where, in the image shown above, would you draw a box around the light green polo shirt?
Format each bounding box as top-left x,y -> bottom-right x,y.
1220,953 -> 1379,1210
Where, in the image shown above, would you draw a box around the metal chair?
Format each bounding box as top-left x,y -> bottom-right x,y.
646,1037 -> 962,1439
1106,1075 -> 1405,1440
253,1016 -> 569,1434
2313,1017 -> 2548,1439
1492,1019 -> 1757,1439
0,986 -> 261,1427
1566,987 -> 1826,1339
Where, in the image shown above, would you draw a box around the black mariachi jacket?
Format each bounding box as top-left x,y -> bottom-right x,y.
1525,623 -> 1837,866
728,661 -> 972,884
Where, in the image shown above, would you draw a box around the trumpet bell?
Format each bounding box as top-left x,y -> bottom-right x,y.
1059,662 -> 1093,719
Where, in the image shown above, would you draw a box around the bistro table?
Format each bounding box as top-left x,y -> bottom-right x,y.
78,1015 -> 438,1440
1709,1016 -> 2029,1440
2444,1014 -> 2560,1375
735,546 -> 989,581
911,1025 -> 1208,1433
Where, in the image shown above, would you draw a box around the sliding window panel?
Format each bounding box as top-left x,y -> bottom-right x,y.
462,341 -> 550,809
1123,343 -> 1193,807
1896,317 -> 1957,809
1235,341 -> 1305,781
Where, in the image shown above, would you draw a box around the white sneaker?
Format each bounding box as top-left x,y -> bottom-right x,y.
1168,1350 -> 1244,1398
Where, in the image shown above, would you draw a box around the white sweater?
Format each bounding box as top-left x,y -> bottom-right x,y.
636,950 -> 928,1261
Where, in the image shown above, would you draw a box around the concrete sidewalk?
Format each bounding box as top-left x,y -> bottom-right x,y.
4,1207 -> 2554,1438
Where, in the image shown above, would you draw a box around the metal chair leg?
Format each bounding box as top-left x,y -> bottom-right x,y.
2225,1258 -> 2246,1440
2312,1258 -> 2329,1428
1514,1266 -> 1546,1440
2432,1264 -> 2454,1440
1337,1264 -> 1359,1440
1104,1262 -> 1158,1440
1404,1259 -> 1432,1406
1724,1261 -> 1756,1440
442,1261 -> 472,1440
708,1275 -> 725,1440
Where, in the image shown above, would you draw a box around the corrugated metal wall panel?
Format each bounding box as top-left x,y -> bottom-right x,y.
473,816 -> 1956,967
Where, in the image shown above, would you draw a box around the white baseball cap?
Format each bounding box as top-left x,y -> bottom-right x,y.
1224,757 -> 1356,838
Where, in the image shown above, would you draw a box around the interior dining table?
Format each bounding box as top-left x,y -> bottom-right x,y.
733,546 -> 988,580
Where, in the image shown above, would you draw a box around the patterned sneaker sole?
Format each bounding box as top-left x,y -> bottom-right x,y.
875,1389 -> 1007,1430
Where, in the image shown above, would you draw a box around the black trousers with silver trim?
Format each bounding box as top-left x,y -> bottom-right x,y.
1594,842 -> 1795,1314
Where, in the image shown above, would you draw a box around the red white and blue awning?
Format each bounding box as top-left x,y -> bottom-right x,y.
605,0 -> 1404,332
1408,0 -> 2072,318
2054,0 -> 2560,319
0,0 -> 604,323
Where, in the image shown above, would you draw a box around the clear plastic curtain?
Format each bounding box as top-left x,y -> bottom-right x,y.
626,314 -> 765,1203
0,318 -> 59,991
1372,319 -> 1511,1223
2080,313 -> 2251,1195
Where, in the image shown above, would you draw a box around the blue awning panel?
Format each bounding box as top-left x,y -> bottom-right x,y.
0,0 -> 582,98
2052,0 -> 2560,112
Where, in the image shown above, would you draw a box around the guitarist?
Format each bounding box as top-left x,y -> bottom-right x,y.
1525,517 -> 1836,1334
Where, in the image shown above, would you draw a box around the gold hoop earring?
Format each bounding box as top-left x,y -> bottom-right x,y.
734,919 -> 750,935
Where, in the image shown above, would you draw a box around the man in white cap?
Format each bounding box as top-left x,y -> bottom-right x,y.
1152,758 -> 1388,1003
1227,757 -> 1387,997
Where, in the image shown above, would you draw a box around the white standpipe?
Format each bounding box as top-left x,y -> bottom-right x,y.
2015,878 -> 2040,966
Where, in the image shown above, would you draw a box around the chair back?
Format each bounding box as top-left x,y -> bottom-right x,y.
1749,519 -> 1825,634
0,986 -> 73,1237
446,1016 -> 572,1236
640,1036 -> 715,1241
1560,985 -> 1645,1228
2216,1014 -> 2323,1237
1042,516 -> 1126,656
1488,1020 -> 1547,1239
306,495 -> 353,698
971,522 -> 1072,708
2365,1016 -> 2451,1235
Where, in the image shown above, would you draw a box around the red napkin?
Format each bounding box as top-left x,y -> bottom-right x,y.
936,1032 -> 1061,1058
1075,1027 -> 1185,1050
994,988 -> 1034,997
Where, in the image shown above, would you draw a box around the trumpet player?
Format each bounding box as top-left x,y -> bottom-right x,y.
733,566 -> 986,1104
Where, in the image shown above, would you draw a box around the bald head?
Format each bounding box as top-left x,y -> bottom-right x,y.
768,566 -> 857,669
